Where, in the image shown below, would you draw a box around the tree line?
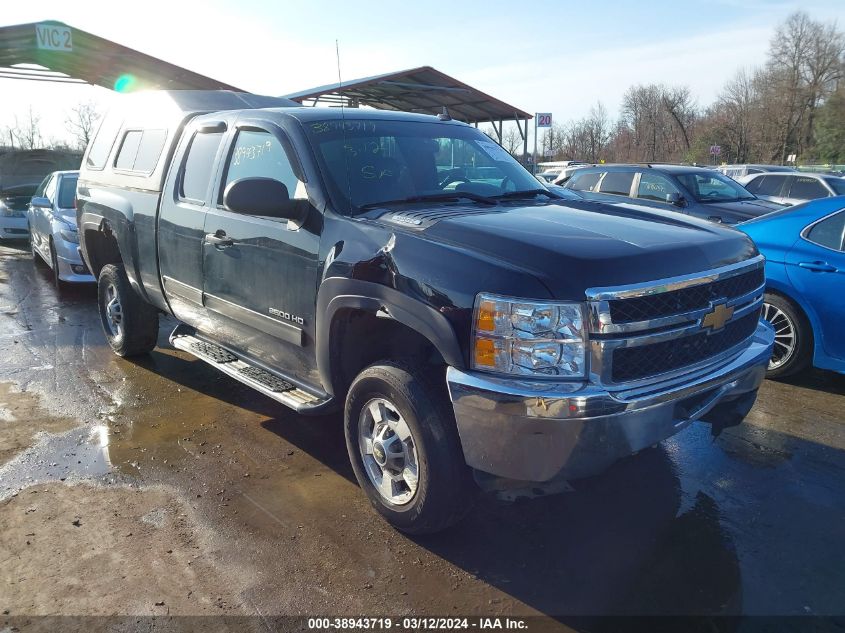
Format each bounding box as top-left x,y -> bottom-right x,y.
495,11 -> 845,166
1,102 -> 101,153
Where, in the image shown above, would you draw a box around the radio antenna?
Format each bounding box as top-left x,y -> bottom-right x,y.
336,39 -> 354,214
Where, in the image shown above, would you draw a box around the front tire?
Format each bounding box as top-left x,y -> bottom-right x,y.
97,263 -> 159,357
762,292 -> 812,378
344,362 -> 475,534
49,241 -> 66,292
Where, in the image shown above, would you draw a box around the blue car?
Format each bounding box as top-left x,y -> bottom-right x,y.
738,197 -> 845,377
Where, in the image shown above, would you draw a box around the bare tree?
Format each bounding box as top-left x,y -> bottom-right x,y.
65,101 -> 102,151
11,107 -> 43,150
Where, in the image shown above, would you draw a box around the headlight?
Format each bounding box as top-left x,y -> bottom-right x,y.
472,293 -> 587,378
59,226 -> 79,243
0,202 -> 24,218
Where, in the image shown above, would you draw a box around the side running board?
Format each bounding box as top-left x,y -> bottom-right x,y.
169,324 -> 333,413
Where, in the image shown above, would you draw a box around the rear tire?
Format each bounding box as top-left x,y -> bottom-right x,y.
97,263 -> 159,357
344,362 -> 475,534
762,292 -> 812,379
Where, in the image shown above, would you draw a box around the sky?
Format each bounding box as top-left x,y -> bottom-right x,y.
1,0 -> 844,146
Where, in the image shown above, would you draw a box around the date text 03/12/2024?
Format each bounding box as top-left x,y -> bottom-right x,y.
306,618 -> 529,630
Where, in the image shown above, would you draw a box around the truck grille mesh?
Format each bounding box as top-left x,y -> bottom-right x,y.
608,268 -> 764,324
611,309 -> 761,383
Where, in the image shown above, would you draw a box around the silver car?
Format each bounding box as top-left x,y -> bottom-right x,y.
27,170 -> 94,288
741,171 -> 845,206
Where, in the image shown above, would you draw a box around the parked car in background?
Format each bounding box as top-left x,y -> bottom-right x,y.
0,183 -> 36,239
741,172 -> 845,206
738,197 -> 845,377
552,164 -> 593,185
563,164 -> 782,224
0,149 -> 82,240
27,170 -> 94,289
718,164 -> 795,181
535,171 -> 558,183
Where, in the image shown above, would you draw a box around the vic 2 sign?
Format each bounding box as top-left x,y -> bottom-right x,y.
35,24 -> 73,52
536,113 -> 552,128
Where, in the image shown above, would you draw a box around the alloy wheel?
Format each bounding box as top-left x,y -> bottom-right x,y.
358,398 -> 420,505
762,302 -> 796,371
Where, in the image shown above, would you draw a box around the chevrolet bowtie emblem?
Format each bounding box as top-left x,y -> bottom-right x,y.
701,302 -> 734,332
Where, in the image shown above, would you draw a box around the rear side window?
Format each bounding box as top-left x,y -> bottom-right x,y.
114,129 -> 167,174
753,175 -> 787,197
805,211 -> 845,251
180,132 -> 223,203
789,176 -> 828,200
86,112 -> 123,170
598,171 -> 635,196
567,171 -> 601,192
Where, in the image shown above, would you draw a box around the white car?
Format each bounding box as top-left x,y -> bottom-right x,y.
0,184 -> 36,240
27,170 -> 94,288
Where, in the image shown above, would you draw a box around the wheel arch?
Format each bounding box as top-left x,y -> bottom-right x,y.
316,278 -> 464,398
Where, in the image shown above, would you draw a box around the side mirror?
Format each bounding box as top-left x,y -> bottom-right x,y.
30,196 -> 51,209
223,177 -> 296,219
665,192 -> 685,207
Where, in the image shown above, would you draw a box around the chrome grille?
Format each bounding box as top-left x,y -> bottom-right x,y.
611,309 -> 761,383
586,256 -> 765,390
608,268 -> 764,324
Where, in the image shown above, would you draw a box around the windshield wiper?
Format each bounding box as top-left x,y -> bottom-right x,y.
358,191 -> 497,211
492,189 -> 558,200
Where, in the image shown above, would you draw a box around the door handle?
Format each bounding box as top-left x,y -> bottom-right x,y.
798,261 -> 836,272
205,230 -> 234,248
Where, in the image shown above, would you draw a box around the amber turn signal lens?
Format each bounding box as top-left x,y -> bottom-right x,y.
474,337 -> 496,367
476,299 -> 496,332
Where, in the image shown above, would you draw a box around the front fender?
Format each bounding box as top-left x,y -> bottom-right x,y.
316,277 -> 465,396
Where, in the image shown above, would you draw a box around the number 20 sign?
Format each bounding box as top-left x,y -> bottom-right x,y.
536,113 -> 553,128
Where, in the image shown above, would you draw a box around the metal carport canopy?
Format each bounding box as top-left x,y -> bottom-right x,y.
0,20 -> 242,91
285,66 -> 532,150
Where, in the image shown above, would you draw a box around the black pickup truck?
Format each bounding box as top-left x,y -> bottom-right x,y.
78,91 -> 774,533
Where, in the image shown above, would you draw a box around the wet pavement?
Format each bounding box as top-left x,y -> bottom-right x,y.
1,240 -> 845,624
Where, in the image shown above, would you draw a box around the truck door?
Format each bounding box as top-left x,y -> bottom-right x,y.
201,121 -> 321,383
158,122 -> 226,326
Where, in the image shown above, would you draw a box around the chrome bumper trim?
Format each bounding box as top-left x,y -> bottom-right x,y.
447,320 -> 774,483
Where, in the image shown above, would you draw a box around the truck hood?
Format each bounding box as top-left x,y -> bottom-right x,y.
376,199 -> 757,299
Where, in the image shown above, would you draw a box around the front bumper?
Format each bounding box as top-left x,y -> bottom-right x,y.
447,320 -> 774,482
0,216 -> 29,239
53,239 -> 95,283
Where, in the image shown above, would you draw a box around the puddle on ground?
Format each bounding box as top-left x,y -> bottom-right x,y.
0,382 -> 79,465
0,424 -> 119,501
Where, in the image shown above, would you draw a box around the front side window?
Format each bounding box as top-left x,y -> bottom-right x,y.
302,119 -> 542,213
57,176 -> 78,209
789,176 -> 830,200
823,177 -> 845,196
675,171 -> 755,203
753,175 -> 787,197
567,170 -> 602,192
34,174 -> 51,198
180,131 -> 223,203
221,129 -> 303,203
43,175 -> 57,203
637,172 -> 681,202
805,211 -> 845,251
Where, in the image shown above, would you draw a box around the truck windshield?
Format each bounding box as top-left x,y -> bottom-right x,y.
301,118 -> 543,213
